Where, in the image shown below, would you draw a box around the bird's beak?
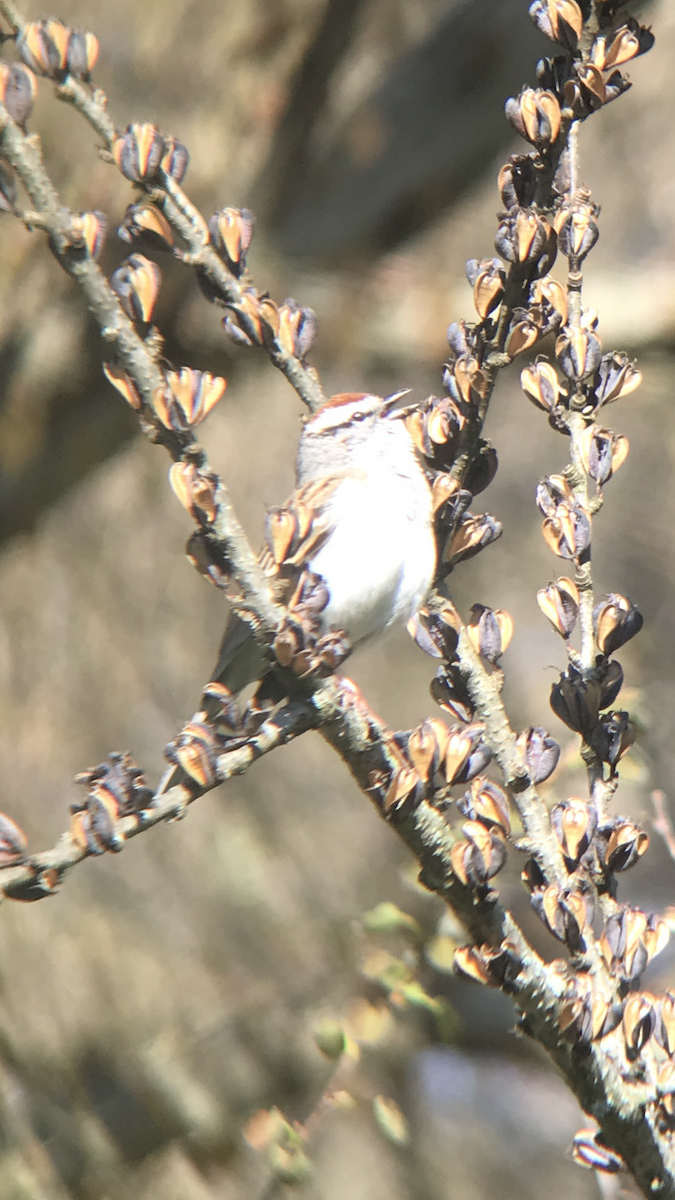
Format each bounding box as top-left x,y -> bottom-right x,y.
381,389 -> 412,416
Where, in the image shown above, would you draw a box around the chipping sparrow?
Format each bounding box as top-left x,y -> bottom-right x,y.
212,391 -> 437,691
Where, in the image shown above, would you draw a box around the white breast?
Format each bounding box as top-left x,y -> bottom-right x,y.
305,421 -> 436,644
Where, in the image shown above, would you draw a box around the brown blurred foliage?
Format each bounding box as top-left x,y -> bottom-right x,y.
0,0 -> 672,1196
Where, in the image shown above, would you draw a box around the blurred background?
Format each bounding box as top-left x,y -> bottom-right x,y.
0,0 -> 671,1195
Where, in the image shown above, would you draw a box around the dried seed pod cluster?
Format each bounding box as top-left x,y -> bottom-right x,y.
113,123 -> 188,184
164,686 -> 271,789
70,753 -> 153,855
17,19 -> 99,81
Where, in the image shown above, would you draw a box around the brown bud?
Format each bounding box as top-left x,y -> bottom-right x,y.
532,883 -> 591,951
102,362 -> 143,412
0,62 -> 36,126
450,821 -> 507,887
516,725 -> 560,784
550,667 -> 601,735
541,501 -> 591,560
598,820 -> 648,873
457,778 -> 511,835
505,88 -> 562,148
430,665 -> 474,724
520,360 -> 563,415
592,352 -> 642,406
443,514 -> 502,567
498,155 -> 537,209
445,723 -> 491,785
160,136 -> 189,183
209,207 -> 255,274
70,210 -> 107,260
453,944 -> 512,988
593,594 -> 642,656
529,0 -> 583,49
556,326 -> 603,381
17,19 -> 70,76
622,992 -> 656,1061
169,460 -> 219,524
656,992 -> 675,1057
578,425 -> 629,486
118,203 -> 175,252
550,796 -> 596,870
466,257 -> 506,320
495,209 -> 556,270
154,369 -> 227,432
537,577 -> 579,638
572,1130 -> 625,1175
554,201 -> 599,262
467,603 -> 513,664
406,718 -> 451,782
113,123 -> 165,183
110,254 -> 162,326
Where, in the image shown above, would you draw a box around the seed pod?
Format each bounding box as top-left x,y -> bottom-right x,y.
592,351 -> 642,406
0,812 -> 28,866
185,530 -> 231,589
550,796 -> 596,871
578,425 -> 629,486
169,459 -> 219,523
656,1061 -> 675,1126
596,656 -> 624,709
430,665 -> 474,724
406,396 -> 464,467
532,276 -> 568,324
516,725 -> 560,784
623,992 -> 656,1061
521,359 -> 563,415
0,62 -> 36,126
590,21 -> 654,71
446,320 -> 471,359
531,883 -> 591,951
444,355 -> 487,406
505,88 -> 562,148
118,202 -> 175,252
166,717 -> 221,789
409,603 -> 461,660
445,723 -> 491,785
656,991 -> 675,1057
102,362 -> 143,411
443,514 -> 502,567
559,974 -> 620,1045
457,778 -> 511,835
521,856 -> 546,893
572,1130 -> 625,1174
504,312 -> 541,359
541,501 -> 591,560
467,257 -> 506,320
593,594 -> 642,656
591,710 -> 635,769
601,907 -> 669,981
498,155 -> 537,209
556,326 -> 603,381
65,29 -> 99,79
70,210 -> 107,259
537,577 -> 579,639
209,206 -> 255,274
554,201 -> 599,262
450,821 -> 507,887
154,369 -> 227,432
598,820 -> 648,873
288,569 -> 330,620
381,763 -> 423,813
550,667 -> 601,736
17,19 -> 70,76
495,209 -> 556,271
464,443 -> 498,496
535,473 -> 574,518
113,123 -> 165,183
110,254 -> 161,325
529,0 -> 583,50
276,299 -> 318,359
160,135 -> 189,182
467,604 -> 513,664
406,718 -> 451,781
453,944 -> 512,988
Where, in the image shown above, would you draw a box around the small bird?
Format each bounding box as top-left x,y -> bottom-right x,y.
212,391 -> 437,691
